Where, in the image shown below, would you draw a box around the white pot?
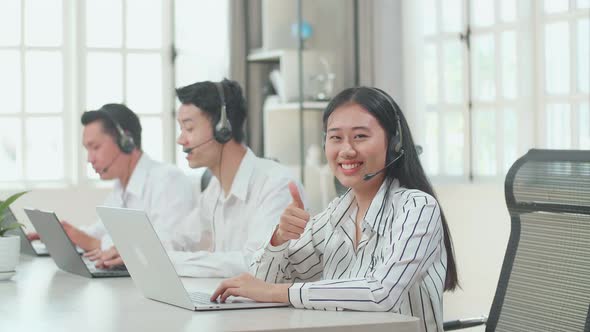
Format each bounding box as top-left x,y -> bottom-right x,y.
0,235 -> 20,274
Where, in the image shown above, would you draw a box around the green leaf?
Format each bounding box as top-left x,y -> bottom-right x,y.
0,191 -> 29,215
0,191 -> 28,236
0,222 -> 25,236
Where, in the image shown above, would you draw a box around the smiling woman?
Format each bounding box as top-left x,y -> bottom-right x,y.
324,102 -> 389,188
212,87 -> 459,332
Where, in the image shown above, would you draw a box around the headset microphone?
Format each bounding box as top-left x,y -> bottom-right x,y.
100,151 -> 122,174
363,150 -> 405,181
183,137 -> 214,154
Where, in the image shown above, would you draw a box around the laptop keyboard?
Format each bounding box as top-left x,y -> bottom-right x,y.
189,291 -> 217,305
82,256 -> 129,277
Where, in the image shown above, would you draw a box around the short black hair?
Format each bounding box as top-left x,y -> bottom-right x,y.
176,79 -> 247,143
81,103 -> 142,149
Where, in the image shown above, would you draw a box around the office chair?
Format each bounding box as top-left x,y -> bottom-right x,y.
444,149 -> 590,331
201,169 -> 213,193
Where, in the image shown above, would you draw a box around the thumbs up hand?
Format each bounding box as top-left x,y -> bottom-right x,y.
271,182 -> 310,246
288,181 -> 304,209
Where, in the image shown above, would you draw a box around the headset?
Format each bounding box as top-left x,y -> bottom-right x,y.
373,87 -> 404,162
213,82 -> 232,144
102,111 -> 136,154
362,88 -> 405,180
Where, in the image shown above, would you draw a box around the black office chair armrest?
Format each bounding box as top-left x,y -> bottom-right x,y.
443,315 -> 487,331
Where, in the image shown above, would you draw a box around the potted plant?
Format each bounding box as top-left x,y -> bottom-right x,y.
0,191 -> 28,281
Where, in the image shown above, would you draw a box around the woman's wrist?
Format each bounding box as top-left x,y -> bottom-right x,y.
270,228 -> 286,247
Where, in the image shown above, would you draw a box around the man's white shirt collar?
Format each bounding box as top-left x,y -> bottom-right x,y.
112,152 -> 154,199
211,148 -> 256,202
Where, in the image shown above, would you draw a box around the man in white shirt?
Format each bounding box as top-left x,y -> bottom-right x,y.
170,79 -> 305,277
29,103 -> 194,268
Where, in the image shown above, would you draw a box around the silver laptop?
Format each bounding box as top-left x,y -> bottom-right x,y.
24,208 -> 129,278
96,206 -> 289,311
3,207 -> 49,256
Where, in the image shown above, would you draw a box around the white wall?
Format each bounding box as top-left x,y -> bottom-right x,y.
436,183 -> 510,330
1,187 -> 111,230
372,0 -> 405,108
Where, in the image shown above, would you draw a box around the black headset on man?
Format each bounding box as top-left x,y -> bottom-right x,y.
182,81 -> 233,155
212,82 -> 233,144
94,105 -> 138,175
99,108 -> 136,155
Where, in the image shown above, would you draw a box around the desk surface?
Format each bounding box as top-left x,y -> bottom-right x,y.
0,256 -> 420,332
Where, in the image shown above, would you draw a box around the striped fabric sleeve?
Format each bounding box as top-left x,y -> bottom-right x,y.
288,193 -> 443,311
250,204 -> 333,284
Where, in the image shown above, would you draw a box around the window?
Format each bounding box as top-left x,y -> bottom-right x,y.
82,0 -> 173,181
0,0 -> 229,187
0,0 -> 68,185
421,0 -> 469,178
539,0 -> 590,149
411,0 -> 589,181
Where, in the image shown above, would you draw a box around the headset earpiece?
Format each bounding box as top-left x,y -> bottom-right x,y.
213,82 -> 232,144
392,117 -> 403,154
386,121 -> 402,164
118,129 -> 136,154
371,87 -> 404,164
102,112 -> 136,154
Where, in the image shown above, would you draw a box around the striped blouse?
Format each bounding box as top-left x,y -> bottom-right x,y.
250,179 -> 447,332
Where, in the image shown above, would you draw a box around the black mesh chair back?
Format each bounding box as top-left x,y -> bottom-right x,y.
200,168 -> 213,193
488,149 -> 590,332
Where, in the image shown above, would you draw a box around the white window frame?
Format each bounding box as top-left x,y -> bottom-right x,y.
404,0 -> 588,184
420,0 -> 471,183
468,0 -> 531,180
75,0 -> 175,188
0,0 -> 73,189
536,1 -> 590,149
0,0 -> 176,189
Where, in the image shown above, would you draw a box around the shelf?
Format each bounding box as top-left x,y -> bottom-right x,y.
264,101 -> 329,111
247,49 -> 290,63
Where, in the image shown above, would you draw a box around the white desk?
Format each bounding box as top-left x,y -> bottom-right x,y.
0,256 -> 420,332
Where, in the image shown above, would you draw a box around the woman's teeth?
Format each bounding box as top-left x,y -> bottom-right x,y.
342,163 -> 361,170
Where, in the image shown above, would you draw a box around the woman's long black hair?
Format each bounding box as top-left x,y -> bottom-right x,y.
322,87 -> 459,291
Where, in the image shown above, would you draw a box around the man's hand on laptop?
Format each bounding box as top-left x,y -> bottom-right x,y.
61,221 -> 100,251
26,232 -> 41,241
83,248 -> 103,261
94,246 -> 124,269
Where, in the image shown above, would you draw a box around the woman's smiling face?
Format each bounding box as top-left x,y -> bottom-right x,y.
325,102 -> 389,190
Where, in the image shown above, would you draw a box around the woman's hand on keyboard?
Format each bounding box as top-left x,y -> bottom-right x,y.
211,273 -> 290,304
